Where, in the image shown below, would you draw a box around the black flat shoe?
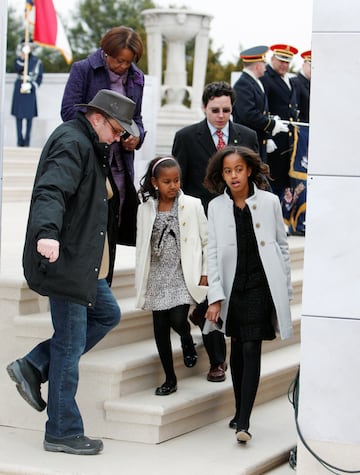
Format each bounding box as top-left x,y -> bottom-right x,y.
183,353 -> 198,368
229,418 -> 237,430
155,382 -> 177,396
181,340 -> 198,368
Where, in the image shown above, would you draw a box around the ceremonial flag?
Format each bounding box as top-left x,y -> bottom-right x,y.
26,0 -> 73,64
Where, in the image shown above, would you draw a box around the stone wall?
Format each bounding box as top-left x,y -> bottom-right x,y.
298,0 -> 360,472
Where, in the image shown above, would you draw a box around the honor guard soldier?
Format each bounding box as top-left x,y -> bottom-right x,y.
283,50 -> 312,235
233,45 -> 289,163
260,44 -> 298,199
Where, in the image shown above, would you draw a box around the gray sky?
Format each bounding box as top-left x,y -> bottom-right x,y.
10,0 -> 313,70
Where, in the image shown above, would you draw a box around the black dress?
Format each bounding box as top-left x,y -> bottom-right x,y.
226,196 -> 276,342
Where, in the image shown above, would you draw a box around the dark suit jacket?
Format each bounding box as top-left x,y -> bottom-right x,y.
172,119 -> 258,211
291,73 -> 310,123
233,71 -> 275,162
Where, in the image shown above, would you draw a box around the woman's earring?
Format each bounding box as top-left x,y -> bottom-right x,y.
155,186 -> 158,190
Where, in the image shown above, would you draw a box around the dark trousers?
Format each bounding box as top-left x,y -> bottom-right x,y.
191,299 -> 226,366
152,304 -> 192,383
16,118 -> 33,146
25,279 -> 121,439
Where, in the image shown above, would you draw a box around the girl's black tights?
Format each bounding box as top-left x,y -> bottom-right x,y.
230,338 -> 262,431
152,304 -> 191,383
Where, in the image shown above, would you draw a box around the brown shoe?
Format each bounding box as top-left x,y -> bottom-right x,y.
207,362 -> 227,382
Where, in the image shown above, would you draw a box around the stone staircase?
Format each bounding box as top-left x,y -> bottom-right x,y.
0,239 -> 303,446
0,147 -> 303,472
2,147 -> 40,202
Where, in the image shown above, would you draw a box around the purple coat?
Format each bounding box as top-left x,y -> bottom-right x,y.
61,48 -> 145,180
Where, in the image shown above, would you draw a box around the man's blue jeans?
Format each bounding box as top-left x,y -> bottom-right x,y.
25,279 -> 121,439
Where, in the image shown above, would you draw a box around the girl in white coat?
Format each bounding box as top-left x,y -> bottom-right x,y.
136,157 -> 208,396
204,146 -> 293,443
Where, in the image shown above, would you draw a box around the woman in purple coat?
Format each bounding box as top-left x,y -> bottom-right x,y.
61,27 -> 146,245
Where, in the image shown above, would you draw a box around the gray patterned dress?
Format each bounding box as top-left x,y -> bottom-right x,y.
143,197 -> 193,311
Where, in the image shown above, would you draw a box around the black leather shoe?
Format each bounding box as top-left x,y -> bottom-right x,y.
155,381 -> 177,396
7,359 -> 46,412
44,435 -> 103,455
182,342 -> 198,368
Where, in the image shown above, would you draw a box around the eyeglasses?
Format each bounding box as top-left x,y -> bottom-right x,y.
104,117 -> 127,137
209,107 -> 232,114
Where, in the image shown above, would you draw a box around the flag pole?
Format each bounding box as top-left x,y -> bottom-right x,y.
21,3 -> 31,94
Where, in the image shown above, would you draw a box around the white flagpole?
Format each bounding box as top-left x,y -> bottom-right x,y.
0,0 -> 9,264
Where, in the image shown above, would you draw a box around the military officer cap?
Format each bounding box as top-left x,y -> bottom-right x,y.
270,44 -> 298,62
240,45 -> 268,63
301,50 -> 311,62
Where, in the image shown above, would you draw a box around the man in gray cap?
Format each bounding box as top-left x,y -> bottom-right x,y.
6,89 -> 139,455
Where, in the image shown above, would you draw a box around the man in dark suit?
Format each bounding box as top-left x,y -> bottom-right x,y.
260,44 -> 298,199
233,45 -> 289,163
172,81 -> 258,383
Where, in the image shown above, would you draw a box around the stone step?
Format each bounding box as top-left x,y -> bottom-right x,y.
2,148 -> 39,202
3,146 -> 41,164
81,343 -> 300,443
11,287 -> 301,352
2,305 -> 301,441
12,297 -> 155,348
3,174 -> 35,187
264,463 -> 295,474
0,394 -> 297,475
288,236 -> 305,270
2,187 -> 33,203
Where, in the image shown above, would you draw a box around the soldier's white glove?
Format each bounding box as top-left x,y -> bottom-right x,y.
272,118 -> 289,136
20,82 -> 32,93
266,139 -> 277,154
22,44 -> 31,55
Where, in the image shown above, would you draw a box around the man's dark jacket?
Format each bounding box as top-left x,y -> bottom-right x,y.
23,114 -> 120,307
172,119 -> 258,211
233,71 -> 276,162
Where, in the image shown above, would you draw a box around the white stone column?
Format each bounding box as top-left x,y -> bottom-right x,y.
191,24 -> 211,111
142,8 -> 212,154
297,0 -> 360,472
141,20 -> 162,102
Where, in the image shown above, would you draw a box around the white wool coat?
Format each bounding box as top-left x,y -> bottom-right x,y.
204,185 -> 293,340
135,191 -> 208,309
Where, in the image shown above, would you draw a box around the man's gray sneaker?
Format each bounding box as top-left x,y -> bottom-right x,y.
6,358 -> 46,412
44,435 -> 104,455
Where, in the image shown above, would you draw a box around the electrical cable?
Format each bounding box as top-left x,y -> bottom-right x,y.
288,368 -> 360,474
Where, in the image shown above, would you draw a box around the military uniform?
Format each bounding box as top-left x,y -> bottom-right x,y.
260,44 -> 298,198
233,45 -> 275,162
